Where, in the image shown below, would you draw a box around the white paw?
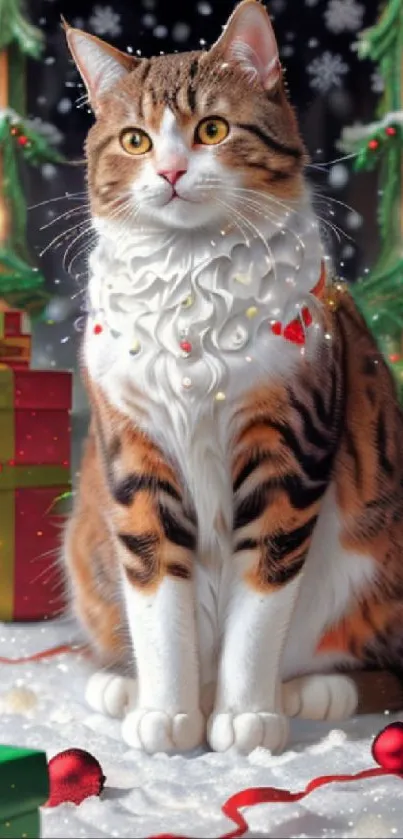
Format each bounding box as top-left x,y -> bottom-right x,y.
85,671 -> 137,718
282,674 -> 358,720
207,710 -> 289,755
121,708 -> 205,754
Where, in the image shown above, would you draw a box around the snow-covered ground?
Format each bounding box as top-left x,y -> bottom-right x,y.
1,618 -> 402,839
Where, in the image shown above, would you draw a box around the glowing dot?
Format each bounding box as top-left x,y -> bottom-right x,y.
37,530 -> 43,537
93,323 -> 103,335
368,139 -> 379,150
215,391 -> 226,401
182,377 -> 192,389
129,340 -> 141,355
245,356 -> 252,362
246,306 -> 258,319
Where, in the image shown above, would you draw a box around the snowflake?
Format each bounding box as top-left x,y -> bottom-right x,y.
371,70 -> 385,94
26,117 -> 63,145
325,0 -> 364,34
308,51 -> 349,93
88,5 -> 122,37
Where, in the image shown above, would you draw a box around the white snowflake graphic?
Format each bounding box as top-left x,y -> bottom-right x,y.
325,0 -> 364,34
371,70 -> 385,94
308,51 -> 349,93
88,5 -> 122,37
26,117 -> 63,146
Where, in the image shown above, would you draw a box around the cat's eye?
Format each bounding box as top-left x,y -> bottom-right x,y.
120,128 -> 153,156
195,117 -> 229,146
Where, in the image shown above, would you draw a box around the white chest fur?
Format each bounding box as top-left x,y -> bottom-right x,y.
84,199 -> 324,548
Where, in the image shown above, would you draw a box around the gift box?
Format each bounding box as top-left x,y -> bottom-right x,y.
0,310 -> 31,368
0,745 -> 49,838
0,364 -> 72,622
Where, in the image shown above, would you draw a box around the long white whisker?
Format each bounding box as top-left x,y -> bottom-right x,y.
40,205 -> 90,231
39,219 -> 91,257
28,192 -> 87,211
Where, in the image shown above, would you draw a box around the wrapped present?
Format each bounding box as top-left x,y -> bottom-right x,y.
0,310 -> 31,368
0,364 -> 72,622
0,745 -> 49,839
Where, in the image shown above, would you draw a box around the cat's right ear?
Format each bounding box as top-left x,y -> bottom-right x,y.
62,19 -> 139,112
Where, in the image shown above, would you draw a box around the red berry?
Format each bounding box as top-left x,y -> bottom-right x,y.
372,722 -> 403,773
283,319 -> 305,344
179,340 -> 192,354
368,139 -> 379,150
17,135 -> 28,146
386,126 -> 397,136
93,323 -> 103,335
45,748 -> 106,808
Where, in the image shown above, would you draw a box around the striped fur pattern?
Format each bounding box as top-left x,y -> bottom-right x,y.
63,1 -> 403,756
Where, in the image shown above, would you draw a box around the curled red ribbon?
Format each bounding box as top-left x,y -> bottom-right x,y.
151,766 -> 397,839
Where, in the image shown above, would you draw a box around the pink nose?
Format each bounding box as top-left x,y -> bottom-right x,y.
159,169 -> 187,186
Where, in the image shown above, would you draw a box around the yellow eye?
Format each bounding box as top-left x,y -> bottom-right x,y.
120,128 -> 152,155
195,116 -> 229,146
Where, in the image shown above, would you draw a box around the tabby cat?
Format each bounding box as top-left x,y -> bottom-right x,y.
63,0 -> 403,756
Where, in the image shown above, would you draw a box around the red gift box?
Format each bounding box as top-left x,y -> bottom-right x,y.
0,364 -> 72,621
0,309 -> 31,367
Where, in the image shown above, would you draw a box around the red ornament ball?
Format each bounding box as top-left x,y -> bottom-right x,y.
17,135 -> 28,146
45,748 -> 106,807
368,139 -> 379,150
385,126 -> 397,136
179,339 -> 192,354
372,722 -> 403,773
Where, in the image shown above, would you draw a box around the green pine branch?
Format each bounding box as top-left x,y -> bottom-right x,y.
0,0 -> 43,57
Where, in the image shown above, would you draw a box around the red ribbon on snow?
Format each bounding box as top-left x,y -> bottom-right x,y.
150,767 -> 398,839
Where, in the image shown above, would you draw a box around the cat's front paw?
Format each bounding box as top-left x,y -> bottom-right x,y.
207,710 -> 289,755
121,708 -> 205,754
85,672 -> 137,718
282,674 -> 358,720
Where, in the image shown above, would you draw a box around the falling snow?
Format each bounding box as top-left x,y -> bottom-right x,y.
26,117 -> 63,145
172,22 -> 191,43
325,0 -> 364,34
88,5 -> 122,37
308,51 -> 349,93
371,70 -> 385,94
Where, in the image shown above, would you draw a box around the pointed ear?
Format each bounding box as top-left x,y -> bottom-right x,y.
210,0 -> 280,90
63,21 -> 139,110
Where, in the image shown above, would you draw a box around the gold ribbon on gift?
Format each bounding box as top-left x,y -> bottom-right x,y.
0,465 -> 71,622
0,364 -> 15,461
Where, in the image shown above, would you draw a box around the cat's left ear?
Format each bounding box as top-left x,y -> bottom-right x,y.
209,0 -> 280,90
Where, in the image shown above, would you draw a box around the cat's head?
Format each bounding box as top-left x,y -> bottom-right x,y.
65,0 -> 306,233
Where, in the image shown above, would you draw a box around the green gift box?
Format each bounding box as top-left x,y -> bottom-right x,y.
0,746 -> 49,839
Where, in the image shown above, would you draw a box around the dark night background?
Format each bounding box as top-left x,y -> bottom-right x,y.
24,0 -> 382,445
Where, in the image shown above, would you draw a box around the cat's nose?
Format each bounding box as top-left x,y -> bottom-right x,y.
159,169 -> 187,186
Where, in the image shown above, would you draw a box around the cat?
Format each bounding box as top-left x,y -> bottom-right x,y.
63,0 -> 403,757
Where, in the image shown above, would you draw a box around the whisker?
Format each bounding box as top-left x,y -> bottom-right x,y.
28,192 -> 87,211
39,218 -> 91,258
40,204 -> 90,231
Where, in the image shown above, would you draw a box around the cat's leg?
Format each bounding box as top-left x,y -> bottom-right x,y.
282,674 -> 358,720
208,376 -> 337,755
63,431 -> 127,668
96,417 -> 204,754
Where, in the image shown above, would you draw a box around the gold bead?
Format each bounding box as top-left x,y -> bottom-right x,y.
246,306 -> 258,319
181,295 -> 193,308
